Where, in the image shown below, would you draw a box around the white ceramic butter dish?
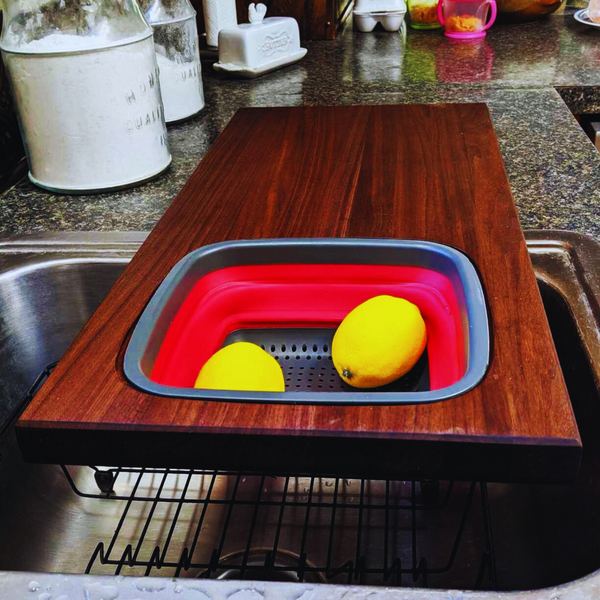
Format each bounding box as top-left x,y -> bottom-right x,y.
214,3 -> 307,78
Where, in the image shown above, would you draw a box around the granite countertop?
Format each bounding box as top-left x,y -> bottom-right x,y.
1,6 -> 600,239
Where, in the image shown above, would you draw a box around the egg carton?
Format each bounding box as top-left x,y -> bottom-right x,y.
353,10 -> 406,32
353,0 -> 407,32
354,0 -> 406,11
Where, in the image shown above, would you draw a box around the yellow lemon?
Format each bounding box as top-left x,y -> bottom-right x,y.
195,342 -> 285,392
332,295 -> 427,389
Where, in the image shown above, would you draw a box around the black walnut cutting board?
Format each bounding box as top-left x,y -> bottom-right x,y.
16,104 -> 581,483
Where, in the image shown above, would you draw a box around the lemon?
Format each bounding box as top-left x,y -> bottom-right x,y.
195,342 -> 285,392
332,295 -> 427,389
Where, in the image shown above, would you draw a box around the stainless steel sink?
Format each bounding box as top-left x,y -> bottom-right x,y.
0,231 -> 600,599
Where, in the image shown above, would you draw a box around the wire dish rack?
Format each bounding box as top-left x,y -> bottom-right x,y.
23,364 -> 496,590
60,467 -> 496,588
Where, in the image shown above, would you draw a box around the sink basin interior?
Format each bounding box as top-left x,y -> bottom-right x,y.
0,258 -> 129,438
0,239 -> 599,592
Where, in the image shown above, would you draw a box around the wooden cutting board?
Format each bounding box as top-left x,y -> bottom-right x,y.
16,104 -> 581,483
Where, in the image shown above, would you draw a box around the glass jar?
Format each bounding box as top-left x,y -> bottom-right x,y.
0,47 -> 24,189
589,0 -> 600,22
143,0 -> 205,123
407,0 -> 442,28
0,0 -> 171,193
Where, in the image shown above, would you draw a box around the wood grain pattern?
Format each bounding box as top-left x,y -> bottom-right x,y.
16,105 -> 582,483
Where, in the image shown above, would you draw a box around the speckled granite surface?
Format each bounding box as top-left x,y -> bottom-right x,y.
2,7 -> 600,237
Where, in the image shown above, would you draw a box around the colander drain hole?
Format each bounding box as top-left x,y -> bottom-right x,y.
224,328 -> 429,394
